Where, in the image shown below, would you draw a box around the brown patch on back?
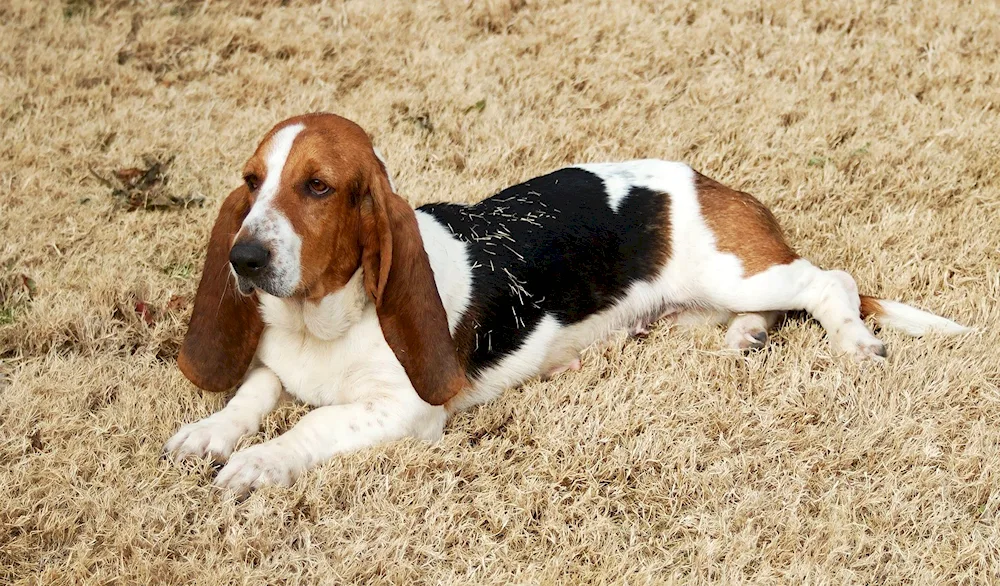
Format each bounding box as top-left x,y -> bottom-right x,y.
694,171 -> 797,276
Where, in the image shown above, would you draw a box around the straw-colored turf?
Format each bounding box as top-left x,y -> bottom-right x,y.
2,1 -> 998,583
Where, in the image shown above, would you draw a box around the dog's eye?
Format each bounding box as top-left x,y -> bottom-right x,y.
307,178 -> 331,197
244,174 -> 260,191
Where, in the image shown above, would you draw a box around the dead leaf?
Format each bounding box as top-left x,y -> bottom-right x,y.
19,275 -> 37,299
409,113 -> 434,133
30,430 -> 43,452
114,167 -> 145,186
135,301 -> 155,326
90,155 -> 205,212
464,99 -> 487,114
166,295 -> 188,312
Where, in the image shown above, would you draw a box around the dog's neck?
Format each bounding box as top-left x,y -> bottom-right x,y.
258,268 -> 369,341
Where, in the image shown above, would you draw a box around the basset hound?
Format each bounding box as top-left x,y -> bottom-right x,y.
164,113 -> 969,496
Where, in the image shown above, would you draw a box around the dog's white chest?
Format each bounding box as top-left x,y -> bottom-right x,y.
254,280 -> 401,407
256,326 -> 353,407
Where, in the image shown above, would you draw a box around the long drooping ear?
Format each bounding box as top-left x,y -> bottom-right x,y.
359,167 -> 468,406
177,187 -> 264,392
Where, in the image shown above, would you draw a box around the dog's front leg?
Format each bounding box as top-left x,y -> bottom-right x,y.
214,395 -> 447,497
164,367 -> 282,464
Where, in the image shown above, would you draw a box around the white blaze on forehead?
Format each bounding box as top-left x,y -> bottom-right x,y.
258,123 -> 306,204
240,122 -> 306,296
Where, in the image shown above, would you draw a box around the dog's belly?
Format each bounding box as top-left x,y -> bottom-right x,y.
444,293 -> 681,412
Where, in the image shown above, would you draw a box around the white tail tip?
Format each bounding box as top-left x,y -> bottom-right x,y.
869,299 -> 972,337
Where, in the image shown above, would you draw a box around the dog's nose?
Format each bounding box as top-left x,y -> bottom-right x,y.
229,241 -> 271,277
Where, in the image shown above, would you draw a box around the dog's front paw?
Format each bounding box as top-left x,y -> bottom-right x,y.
163,417 -> 247,464
213,442 -> 301,497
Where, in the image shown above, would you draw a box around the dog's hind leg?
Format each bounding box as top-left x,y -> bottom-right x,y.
703,259 -> 886,360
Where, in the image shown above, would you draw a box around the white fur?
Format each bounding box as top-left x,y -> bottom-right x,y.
725,312 -> 781,350
208,282 -> 448,496
449,314 -> 563,412
301,269 -> 368,340
167,156 -> 969,496
414,210 -> 473,333
576,160 -> 687,213
239,123 -> 304,296
871,299 -> 971,336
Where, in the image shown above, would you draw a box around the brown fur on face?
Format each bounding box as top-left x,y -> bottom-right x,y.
179,113 -> 468,405
694,172 -> 798,276
241,113 -> 380,299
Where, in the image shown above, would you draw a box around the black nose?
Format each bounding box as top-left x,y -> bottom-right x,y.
229,241 -> 271,277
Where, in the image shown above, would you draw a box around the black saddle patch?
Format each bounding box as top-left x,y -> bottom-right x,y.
419,167 -> 670,376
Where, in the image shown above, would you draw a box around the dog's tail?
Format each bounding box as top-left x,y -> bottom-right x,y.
860,296 -> 971,336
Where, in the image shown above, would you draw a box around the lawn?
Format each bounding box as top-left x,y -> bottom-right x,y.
1,1 -> 998,583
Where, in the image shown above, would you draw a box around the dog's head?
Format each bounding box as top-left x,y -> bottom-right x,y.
177,113 -> 466,405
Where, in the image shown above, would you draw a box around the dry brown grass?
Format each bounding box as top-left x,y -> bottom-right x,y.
1,0 -> 998,583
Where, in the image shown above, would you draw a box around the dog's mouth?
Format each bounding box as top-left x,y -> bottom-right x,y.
235,275 -> 257,296
234,273 -> 298,299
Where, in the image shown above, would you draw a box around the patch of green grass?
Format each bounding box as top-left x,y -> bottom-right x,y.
808,142 -> 871,169
163,262 -> 194,280
169,1 -> 201,18
850,142 -> 872,156
464,99 -> 487,114
0,306 -> 18,326
63,0 -> 95,19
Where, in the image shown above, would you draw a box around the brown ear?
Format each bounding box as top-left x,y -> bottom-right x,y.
177,187 -> 264,392
359,169 -> 468,406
